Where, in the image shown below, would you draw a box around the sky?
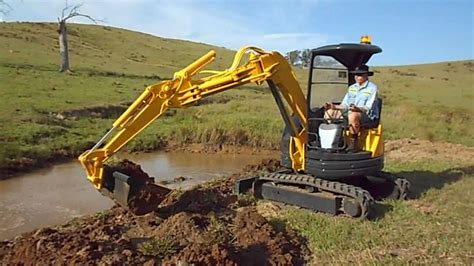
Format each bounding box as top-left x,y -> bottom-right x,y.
2,0 -> 473,65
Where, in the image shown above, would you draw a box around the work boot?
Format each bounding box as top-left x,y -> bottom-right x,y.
346,137 -> 359,153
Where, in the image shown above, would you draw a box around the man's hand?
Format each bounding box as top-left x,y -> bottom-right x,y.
324,102 -> 335,110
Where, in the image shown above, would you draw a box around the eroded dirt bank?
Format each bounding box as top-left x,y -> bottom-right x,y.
3,137 -> 473,180
0,141 -> 275,180
0,151 -> 275,241
0,159 -> 308,265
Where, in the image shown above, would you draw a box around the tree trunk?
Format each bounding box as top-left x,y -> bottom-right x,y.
58,21 -> 70,72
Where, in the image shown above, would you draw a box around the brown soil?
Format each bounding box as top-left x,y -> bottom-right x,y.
385,138 -> 474,163
0,159 -> 308,265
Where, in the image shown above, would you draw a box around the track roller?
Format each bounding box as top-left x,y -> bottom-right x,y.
342,197 -> 362,217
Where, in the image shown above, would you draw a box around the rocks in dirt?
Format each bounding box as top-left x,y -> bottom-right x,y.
173,176 -> 187,182
0,159 -> 308,265
158,176 -> 189,186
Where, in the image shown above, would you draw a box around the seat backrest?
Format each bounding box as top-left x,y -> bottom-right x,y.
378,97 -> 383,115
373,97 -> 383,127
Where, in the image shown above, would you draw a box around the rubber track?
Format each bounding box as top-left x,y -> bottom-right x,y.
258,173 -> 375,218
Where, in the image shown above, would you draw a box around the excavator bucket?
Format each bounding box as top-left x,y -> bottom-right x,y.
101,162 -> 172,215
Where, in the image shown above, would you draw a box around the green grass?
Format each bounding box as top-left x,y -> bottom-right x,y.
372,62 -> 474,145
274,159 -> 473,264
137,236 -> 178,258
0,22 -> 473,174
0,22 -> 236,77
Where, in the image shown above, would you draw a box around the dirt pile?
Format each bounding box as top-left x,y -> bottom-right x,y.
0,159 -> 308,265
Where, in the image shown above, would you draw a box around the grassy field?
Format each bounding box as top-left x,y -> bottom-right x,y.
1,22 -> 473,174
264,156 -> 473,264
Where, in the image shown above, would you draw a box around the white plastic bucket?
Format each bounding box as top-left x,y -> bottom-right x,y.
319,124 -> 342,149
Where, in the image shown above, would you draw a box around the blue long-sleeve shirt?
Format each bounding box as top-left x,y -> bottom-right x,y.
341,80 -> 380,120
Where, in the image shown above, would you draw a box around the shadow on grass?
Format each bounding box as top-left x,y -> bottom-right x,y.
395,166 -> 474,199
360,166 -> 473,219
371,202 -> 393,220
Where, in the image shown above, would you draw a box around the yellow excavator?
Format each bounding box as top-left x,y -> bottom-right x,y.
79,37 -> 409,218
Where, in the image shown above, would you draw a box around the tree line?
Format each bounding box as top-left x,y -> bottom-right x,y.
285,49 -> 311,67
285,49 -> 341,68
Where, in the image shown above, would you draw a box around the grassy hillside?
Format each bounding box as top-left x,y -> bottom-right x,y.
0,22 -> 238,77
0,22 -> 473,174
372,61 -> 474,143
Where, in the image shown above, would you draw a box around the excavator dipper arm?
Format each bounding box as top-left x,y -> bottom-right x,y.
78,46 -> 307,214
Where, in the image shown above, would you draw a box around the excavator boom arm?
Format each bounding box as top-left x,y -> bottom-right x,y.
79,46 -> 307,193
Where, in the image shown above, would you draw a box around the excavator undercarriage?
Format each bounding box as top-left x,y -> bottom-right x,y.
236,171 -> 409,218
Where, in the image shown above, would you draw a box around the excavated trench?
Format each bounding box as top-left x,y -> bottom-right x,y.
0,151 -> 275,240
0,159 -> 308,265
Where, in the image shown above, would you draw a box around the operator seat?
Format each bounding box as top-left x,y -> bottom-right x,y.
361,97 -> 383,129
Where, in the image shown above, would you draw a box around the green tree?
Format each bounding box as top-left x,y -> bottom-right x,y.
285,50 -> 301,66
300,49 -> 311,68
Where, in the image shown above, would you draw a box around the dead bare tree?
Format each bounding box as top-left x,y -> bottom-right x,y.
57,2 -> 98,72
0,0 -> 12,16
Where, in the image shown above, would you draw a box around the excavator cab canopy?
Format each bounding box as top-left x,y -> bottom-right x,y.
307,43 -> 382,109
311,43 -> 382,71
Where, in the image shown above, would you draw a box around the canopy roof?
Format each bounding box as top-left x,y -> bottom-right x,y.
311,43 -> 382,70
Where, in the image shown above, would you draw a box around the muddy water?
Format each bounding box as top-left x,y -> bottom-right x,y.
0,151 -> 275,240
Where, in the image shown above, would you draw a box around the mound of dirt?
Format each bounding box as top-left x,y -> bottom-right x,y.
0,159 -> 308,265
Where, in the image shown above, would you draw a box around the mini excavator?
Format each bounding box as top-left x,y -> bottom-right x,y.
79,37 -> 410,218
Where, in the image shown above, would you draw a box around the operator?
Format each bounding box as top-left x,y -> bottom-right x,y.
324,65 -> 380,152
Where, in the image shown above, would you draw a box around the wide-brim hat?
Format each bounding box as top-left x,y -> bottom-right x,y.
350,65 -> 374,76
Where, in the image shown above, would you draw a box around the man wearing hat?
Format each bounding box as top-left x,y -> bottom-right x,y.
325,65 -> 380,152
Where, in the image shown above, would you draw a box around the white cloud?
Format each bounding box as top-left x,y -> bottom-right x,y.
5,0 -> 333,53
